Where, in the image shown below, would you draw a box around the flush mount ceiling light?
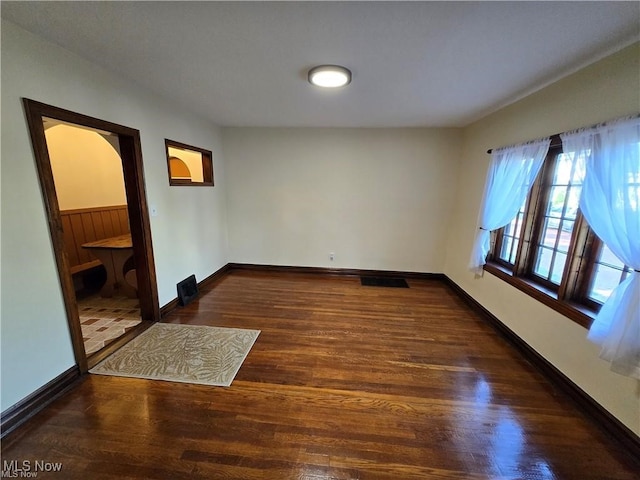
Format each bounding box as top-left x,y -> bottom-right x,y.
308,65 -> 352,88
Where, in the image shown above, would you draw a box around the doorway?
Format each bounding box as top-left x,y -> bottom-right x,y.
23,99 -> 160,372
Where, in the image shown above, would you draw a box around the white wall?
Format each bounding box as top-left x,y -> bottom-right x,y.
223,127 -> 461,272
47,124 -> 127,210
445,43 -> 640,435
0,20 -> 228,411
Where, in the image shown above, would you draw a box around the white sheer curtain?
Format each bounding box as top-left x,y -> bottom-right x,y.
469,138 -> 551,274
561,116 -> 640,378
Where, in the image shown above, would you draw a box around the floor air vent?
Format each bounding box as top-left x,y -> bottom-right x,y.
177,274 -> 198,306
360,276 -> 409,288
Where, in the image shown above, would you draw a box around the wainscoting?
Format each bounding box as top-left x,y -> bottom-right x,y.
60,204 -> 130,275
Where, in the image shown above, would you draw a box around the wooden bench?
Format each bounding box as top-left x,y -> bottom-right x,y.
60,205 -> 130,275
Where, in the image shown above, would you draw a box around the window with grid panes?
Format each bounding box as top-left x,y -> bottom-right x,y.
485,135 -> 632,328
530,150 -> 584,288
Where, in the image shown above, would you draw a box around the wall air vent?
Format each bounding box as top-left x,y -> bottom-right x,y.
177,274 -> 198,306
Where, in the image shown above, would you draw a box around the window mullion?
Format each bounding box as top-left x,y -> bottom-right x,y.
558,213 -> 589,300
513,177 -> 539,275
491,228 -> 504,263
521,153 -> 556,278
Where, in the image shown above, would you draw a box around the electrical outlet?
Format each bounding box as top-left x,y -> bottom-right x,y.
329,252 -> 335,261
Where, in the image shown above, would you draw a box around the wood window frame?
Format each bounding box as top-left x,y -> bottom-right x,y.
485,135 -> 608,329
165,139 -> 214,187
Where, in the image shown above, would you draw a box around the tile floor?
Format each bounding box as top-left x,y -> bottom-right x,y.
78,295 -> 142,355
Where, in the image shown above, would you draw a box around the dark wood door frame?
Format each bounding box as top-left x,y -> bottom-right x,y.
23,98 -> 160,373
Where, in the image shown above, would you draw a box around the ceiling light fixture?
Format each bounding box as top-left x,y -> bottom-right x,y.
308,65 -> 352,88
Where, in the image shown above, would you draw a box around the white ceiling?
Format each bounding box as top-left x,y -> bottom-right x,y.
2,1 -> 639,128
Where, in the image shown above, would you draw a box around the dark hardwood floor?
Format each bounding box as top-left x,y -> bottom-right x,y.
2,270 -> 638,479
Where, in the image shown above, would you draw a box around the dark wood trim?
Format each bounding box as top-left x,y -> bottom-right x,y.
167,178 -> 215,188
579,241 -> 602,308
22,98 -> 160,373
556,212 -> 582,300
515,160 -> 545,277
160,298 -> 180,318
161,262 -> 445,318
562,215 -> 594,302
442,275 -> 640,466
524,145 -> 564,292
198,263 -> 232,289
0,366 -> 82,439
241,262 -> 592,330
23,99 -> 88,372
484,262 -> 593,329
227,263 -> 446,281
165,138 -> 213,155
165,138 -> 214,187
160,264 -> 232,318
119,133 -> 160,322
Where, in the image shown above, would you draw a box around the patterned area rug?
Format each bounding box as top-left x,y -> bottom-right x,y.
90,323 -> 260,386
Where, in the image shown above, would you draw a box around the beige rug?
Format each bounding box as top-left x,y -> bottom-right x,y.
90,323 -> 260,386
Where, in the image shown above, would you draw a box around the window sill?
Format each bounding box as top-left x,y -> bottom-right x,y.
168,179 -> 214,187
483,262 -> 594,330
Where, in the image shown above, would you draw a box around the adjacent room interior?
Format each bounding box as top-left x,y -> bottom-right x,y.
46,120 -> 143,355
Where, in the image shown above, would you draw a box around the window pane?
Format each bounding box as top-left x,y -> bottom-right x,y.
547,186 -> 567,216
500,236 -> 513,261
600,243 -> 623,266
588,244 -> 629,304
513,212 -> 523,236
590,264 -> 624,304
504,216 -> 517,236
553,154 -> 573,184
551,252 -> 567,284
497,208 -> 525,265
565,187 -> 580,219
541,218 -> 558,247
570,153 -> 586,184
509,238 -> 519,264
557,221 -> 573,253
534,246 -> 553,278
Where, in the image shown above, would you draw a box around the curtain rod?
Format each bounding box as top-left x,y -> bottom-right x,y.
486,113 -> 640,154
486,134 -> 560,155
